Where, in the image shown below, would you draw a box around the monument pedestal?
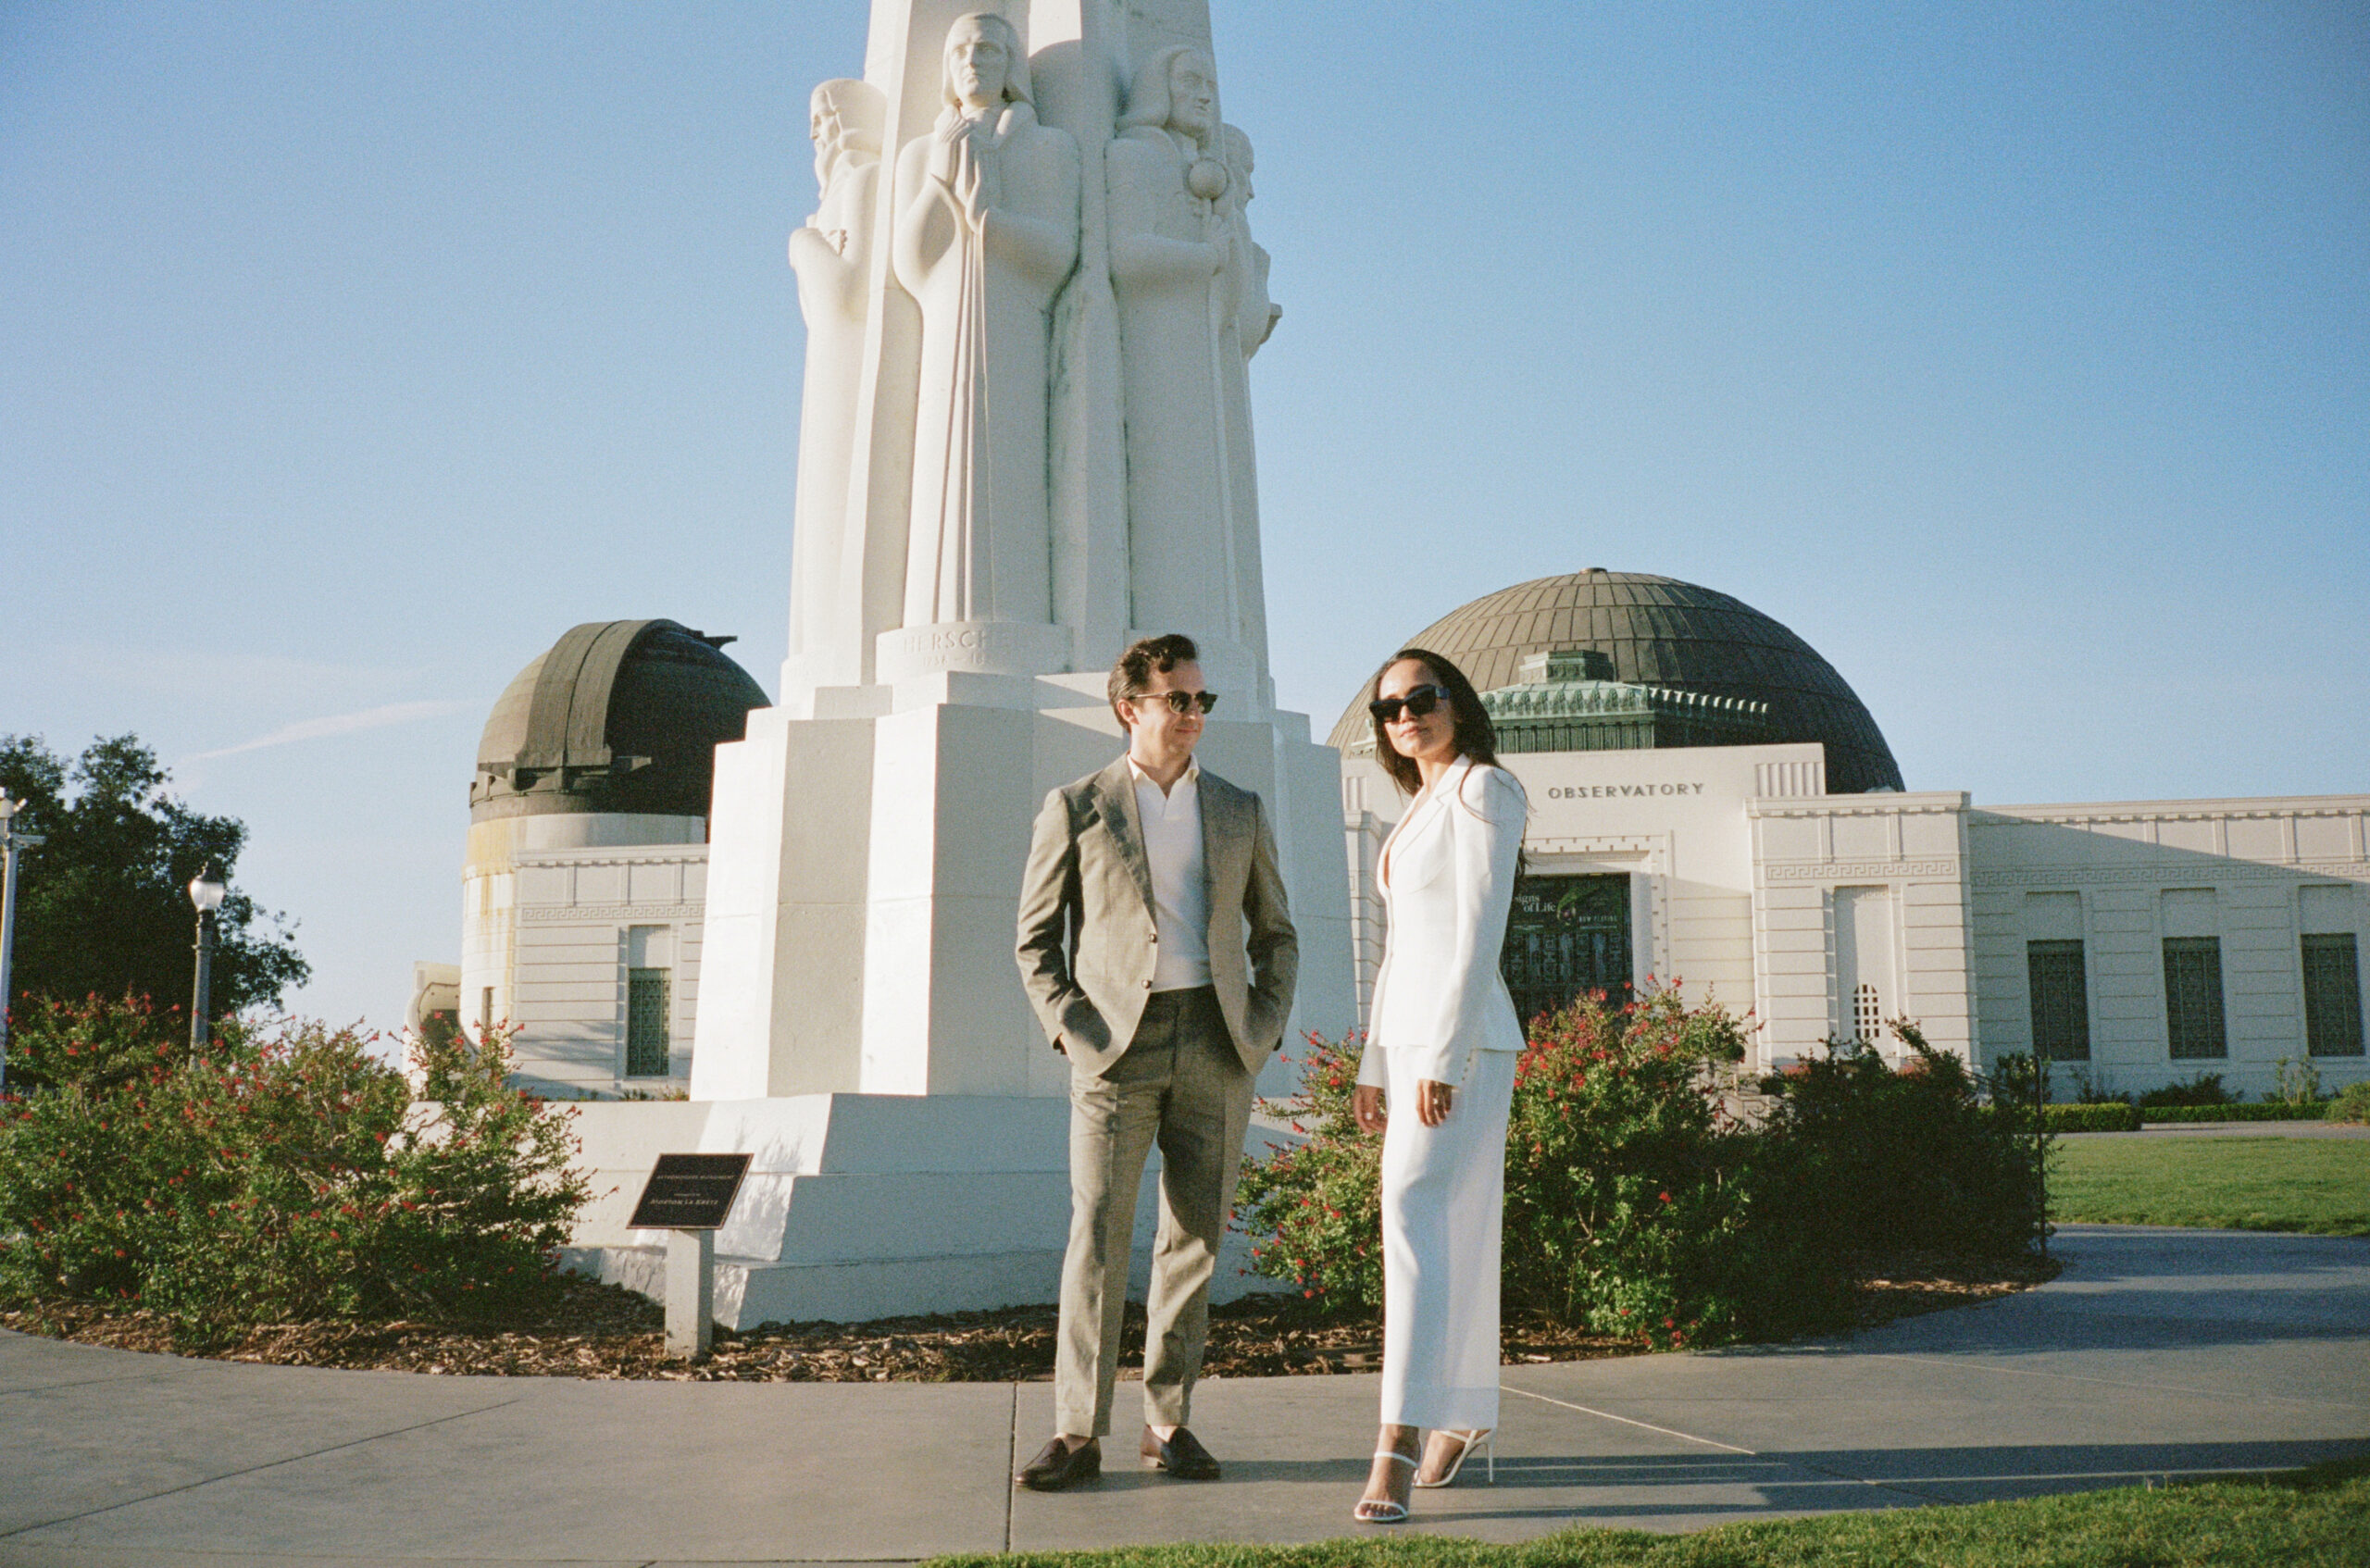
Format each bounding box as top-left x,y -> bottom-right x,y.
586,669 -> 1351,1324
690,671 -> 1353,1106
562,1095 -> 1296,1328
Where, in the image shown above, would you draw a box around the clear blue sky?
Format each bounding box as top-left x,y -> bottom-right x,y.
5,2 -> 2364,1033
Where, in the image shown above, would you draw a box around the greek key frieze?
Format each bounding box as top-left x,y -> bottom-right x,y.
1968,861 -> 2370,890
518,902 -> 701,925
1762,860 -> 1959,882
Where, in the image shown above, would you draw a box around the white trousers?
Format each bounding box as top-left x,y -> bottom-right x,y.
1378,1043 -> 1517,1432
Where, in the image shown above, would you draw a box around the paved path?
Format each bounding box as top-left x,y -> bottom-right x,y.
2061,1120 -> 2370,1140
3,1226 -> 2364,1566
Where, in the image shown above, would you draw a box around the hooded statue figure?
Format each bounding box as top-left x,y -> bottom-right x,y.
786,77 -> 886,682
1104,45 -> 1260,653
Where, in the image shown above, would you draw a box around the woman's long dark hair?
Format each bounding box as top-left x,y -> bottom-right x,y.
1366,647 -> 1499,798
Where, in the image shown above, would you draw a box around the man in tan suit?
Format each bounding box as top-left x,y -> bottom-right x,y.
1013,633 -> 1298,1489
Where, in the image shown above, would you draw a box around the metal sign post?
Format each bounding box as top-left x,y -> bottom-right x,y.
0,791 -> 41,1094
627,1152 -> 754,1361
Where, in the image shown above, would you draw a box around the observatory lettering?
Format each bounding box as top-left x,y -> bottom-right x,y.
1547,782 -> 1707,800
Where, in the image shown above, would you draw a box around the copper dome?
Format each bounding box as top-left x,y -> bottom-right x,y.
471,619 -> 770,821
1328,570 -> 1903,793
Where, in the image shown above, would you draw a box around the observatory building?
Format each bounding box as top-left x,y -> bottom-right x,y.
1334,569 -> 2368,1098
452,619 -> 769,1096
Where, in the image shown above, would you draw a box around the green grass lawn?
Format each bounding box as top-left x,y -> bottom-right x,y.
2048,1135 -> 2370,1236
928,1456 -> 2369,1567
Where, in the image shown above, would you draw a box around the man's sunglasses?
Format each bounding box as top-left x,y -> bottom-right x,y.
1137,690 -> 1219,716
1368,685 -> 1453,723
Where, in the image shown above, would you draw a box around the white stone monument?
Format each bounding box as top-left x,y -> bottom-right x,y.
569,0 -> 1352,1327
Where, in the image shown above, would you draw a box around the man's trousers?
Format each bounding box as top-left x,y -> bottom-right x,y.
1053,986 -> 1254,1437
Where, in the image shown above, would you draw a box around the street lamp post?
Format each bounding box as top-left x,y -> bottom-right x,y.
188,864 -> 227,1053
0,789 -> 44,1094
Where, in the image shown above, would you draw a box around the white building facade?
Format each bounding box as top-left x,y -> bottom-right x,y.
1329,571 -> 2366,1099
1341,745 -> 2367,1096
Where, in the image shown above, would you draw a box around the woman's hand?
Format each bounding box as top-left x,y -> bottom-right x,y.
1415,1078 -> 1454,1127
1355,1079 -> 1454,1130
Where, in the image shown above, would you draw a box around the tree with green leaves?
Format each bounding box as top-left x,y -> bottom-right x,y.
0,735 -> 308,1027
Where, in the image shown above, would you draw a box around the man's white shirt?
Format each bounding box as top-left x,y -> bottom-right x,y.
1129,756 -> 1213,991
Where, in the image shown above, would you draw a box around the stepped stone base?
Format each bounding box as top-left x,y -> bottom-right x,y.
560,1095 -> 1287,1330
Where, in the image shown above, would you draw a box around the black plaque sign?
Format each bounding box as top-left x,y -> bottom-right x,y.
628,1152 -> 753,1231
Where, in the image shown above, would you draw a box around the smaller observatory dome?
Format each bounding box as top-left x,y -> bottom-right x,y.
471,619 -> 770,822
1328,570 -> 1904,793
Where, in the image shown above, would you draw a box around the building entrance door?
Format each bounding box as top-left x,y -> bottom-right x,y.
1500,873 -> 1634,1026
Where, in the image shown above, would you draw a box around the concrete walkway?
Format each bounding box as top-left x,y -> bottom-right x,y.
3,1226 -> 2364,1566
2061,1120 -> 2370,1140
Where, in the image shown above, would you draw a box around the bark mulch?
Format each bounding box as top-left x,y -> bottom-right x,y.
0,1250 -> 2058,1383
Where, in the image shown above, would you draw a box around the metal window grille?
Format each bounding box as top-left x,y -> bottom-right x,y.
1853,982 -> 1882,1044
2027,940 -> 2090,1061
2301,933 -> 2365,1058
626,967 -> 672,1077
2162,937 -> 2227,1060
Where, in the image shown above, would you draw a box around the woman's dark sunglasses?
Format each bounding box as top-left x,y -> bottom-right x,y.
1368,684 -> 1452,723
1139,690 -> 1219,716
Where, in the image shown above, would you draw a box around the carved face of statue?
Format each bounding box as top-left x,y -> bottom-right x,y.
1225,129 -> 1255,205
1166,51 -> 1216,138
810,98 -> 842,155
946,19 -> 1013,112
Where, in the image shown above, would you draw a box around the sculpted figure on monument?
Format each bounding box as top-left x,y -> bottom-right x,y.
1220,124 -> 1279,359
1106,46 -> 1248,642
1214,120 -> 1275,671
893,12 -> 1080,629
786,78 -> 886,677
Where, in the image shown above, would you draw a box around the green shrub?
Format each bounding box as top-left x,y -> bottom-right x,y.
2054,1066 -> 2132,1106
2327,1080 -> 2370,1126
1234,1030 -> 1382,1309
2137,1071 -> 2236,1108
1239,989 -> 1843,1348
2,992 -> 202,1092
2141,1101 -> 2330,1125
1500,988 -> 1840,1346
1237,1000 -> 2045,1351
1755,1027 -> 2048,1261
0,1002 -> 589,1345
2273,1055 -> 2324,1106
2043,1101 -> 2139,1133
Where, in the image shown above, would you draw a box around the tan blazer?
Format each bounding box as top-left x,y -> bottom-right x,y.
1016,755 -> 1299,1076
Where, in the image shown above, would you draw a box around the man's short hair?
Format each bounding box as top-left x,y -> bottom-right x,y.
1109,633 -> 1200,721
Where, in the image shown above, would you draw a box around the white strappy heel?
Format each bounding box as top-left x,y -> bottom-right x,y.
1413,1428 -> 1495,1488
1353,1449 -> 1416,1524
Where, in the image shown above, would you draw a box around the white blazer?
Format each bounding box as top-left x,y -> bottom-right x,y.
1356,756 -> 1529,1089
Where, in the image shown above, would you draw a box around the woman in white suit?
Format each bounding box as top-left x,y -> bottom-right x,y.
1350,648 -> 1528,1524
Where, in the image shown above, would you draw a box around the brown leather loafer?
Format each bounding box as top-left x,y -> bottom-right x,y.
1141,1425 -> 1221,1480
1016,1436 -> 1101,1491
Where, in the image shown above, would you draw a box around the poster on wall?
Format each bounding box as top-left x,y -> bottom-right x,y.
1501,873 -> 1633,1025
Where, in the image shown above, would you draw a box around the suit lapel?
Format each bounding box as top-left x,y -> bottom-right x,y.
1378,756 -> 1470,888
1093,758 -> 1157,912
1198,772 -> 1241,904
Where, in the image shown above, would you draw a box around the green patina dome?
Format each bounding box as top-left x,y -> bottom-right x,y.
1328,569 -> 1904,793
